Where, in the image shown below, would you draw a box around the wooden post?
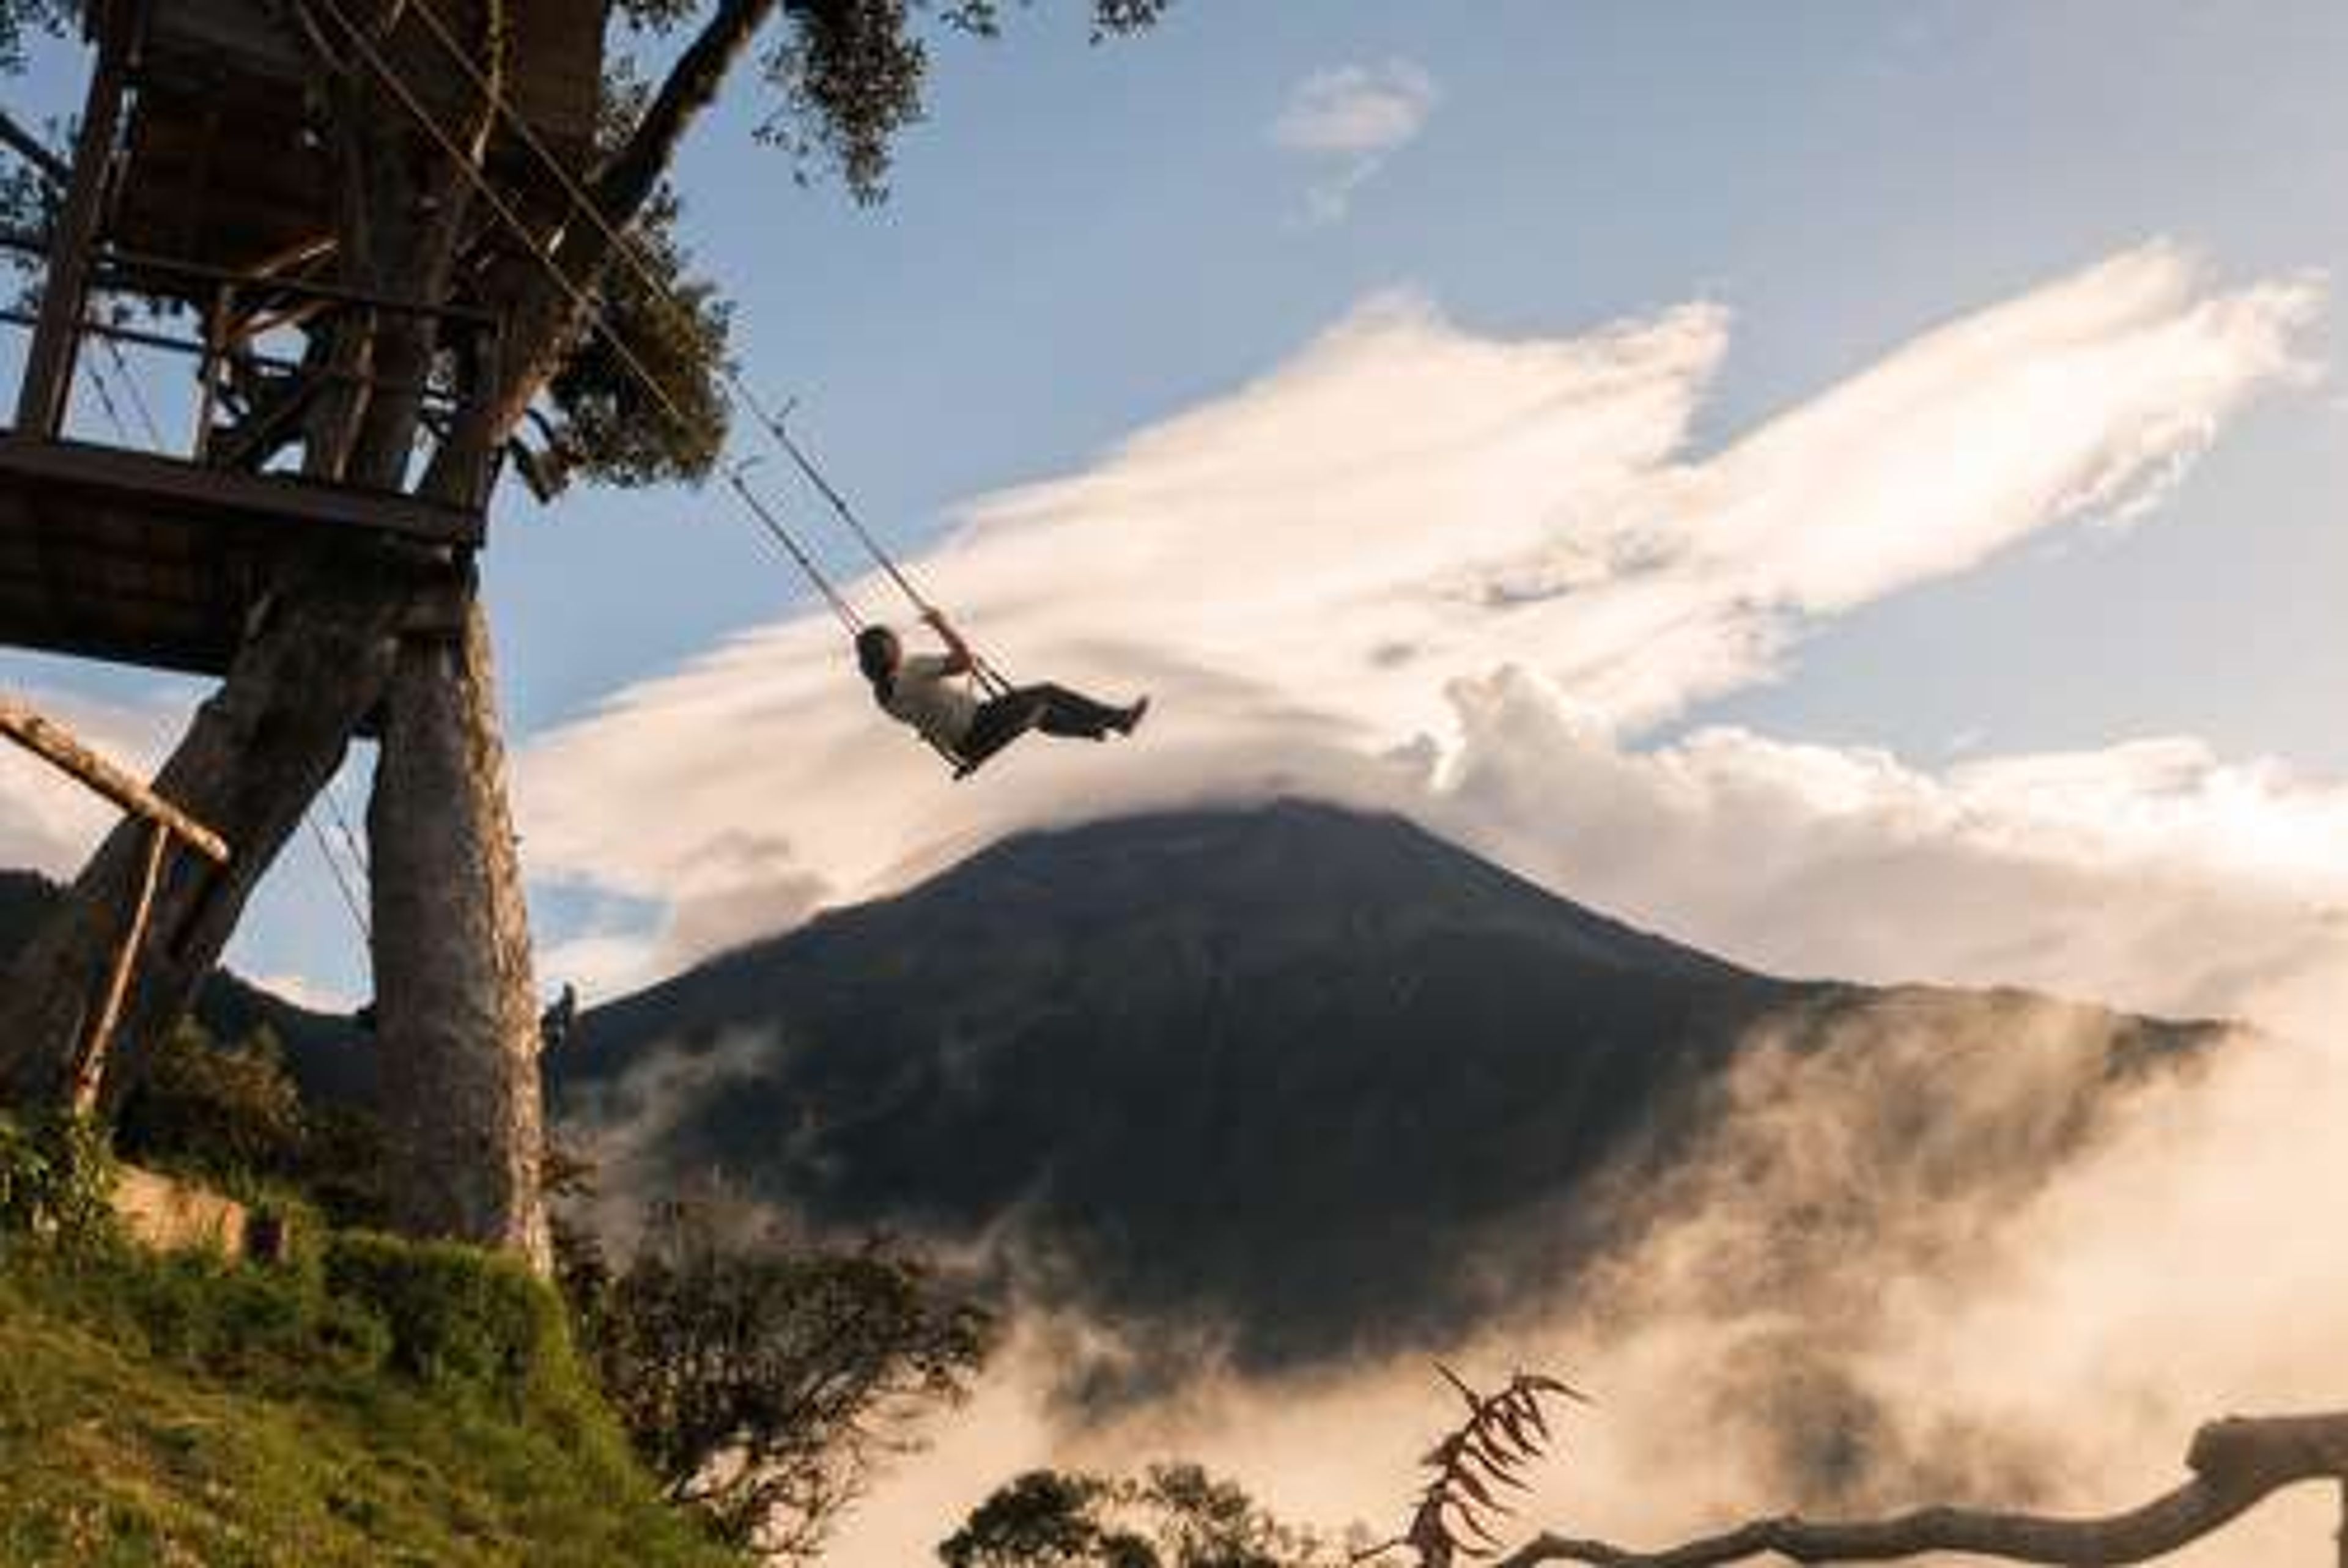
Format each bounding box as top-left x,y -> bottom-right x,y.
466,315 -> 504,510
70,817 -> 169,1115
0,697 -> 231,864
193,282 -> 232,460
12,45 -> 128,437
1,693 -> 229,1113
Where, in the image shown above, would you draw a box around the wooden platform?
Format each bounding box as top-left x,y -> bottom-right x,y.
107,0 -> 608,282
0,434 -> 482,675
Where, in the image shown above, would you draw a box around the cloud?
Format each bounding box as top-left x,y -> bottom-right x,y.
517,245 -> 2324,1008
520,246 -> 2342,1567
556,1026 -> 788,1250
248,971 -> 358,1014
1422,676 -> 2348,1037
1271,59 -> 1438,156
1270,59 -> 1438,222
0,684 -> 182,877
829,997 -> 2348,1566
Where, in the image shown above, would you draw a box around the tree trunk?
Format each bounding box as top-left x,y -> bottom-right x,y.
369,595 -> 550,1270
1,0 -> 754,1276
0,545 -> 428,1106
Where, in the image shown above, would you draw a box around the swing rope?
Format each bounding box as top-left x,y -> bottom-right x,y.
306,809 -> 371,941
755,402 -> 1014,696
86,322 -> 378,941
338,0 -> 1002,682
725,458 -> 865,633
304,0 -> 868,638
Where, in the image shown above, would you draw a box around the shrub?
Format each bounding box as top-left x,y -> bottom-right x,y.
573,1201 -> 994,1562
940,1462 -> 1346,1568
0,1108 -> 117,1244
122,1249 -> 374,1375
323,1231 -> 607,1440
112,1020 -> 391,1228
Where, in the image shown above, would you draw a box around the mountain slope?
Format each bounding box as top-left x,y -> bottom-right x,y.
0,1237 -> 739,1567
553,801 -> 2216,1380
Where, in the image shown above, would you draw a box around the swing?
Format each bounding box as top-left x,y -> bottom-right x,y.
312,2 -> 1032,779
926,679 -> 1043,780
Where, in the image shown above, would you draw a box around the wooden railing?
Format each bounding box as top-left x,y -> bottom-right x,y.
0,232 -> 504,512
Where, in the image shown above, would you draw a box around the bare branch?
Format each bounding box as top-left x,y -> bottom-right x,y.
1497,1412 -> 2348,1568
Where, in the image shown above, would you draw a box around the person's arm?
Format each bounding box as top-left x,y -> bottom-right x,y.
923,608 -> 976,675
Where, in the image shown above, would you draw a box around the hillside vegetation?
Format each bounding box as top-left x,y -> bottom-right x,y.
0,1229 -> 743,1567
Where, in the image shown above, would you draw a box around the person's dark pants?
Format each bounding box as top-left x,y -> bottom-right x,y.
959,683 -> 1126,768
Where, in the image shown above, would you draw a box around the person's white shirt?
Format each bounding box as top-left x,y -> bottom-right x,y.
884,654 -> 980,749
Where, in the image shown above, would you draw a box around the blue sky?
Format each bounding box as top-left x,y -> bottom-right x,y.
4,1 -> 2347,1012
501,0 -> 2348,742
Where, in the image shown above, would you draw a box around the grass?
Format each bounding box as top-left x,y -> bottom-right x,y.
0,1233 -> 746,1568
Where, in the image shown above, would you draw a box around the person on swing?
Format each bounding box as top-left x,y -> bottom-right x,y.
856,609 -> 1148,775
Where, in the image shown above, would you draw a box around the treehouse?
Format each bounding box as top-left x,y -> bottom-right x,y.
0,0 -> 606,674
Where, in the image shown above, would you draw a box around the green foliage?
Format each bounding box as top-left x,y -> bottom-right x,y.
0,2 -> 70,307
941,1463 -> 1346,1568
0,1235 -> 746,1565
572,1198 -> 995,1562
0,0 -> 69,76
0,128 -> 54,296
939,0 -> 1174,42
759,0 -> 931,201
529,0 -> 1172,490
613,0 -> 703,34
519,60 -> 734,495
117,1021 -> 303,1179
67,1239 -> 390,1380
114,1020 -> 390,1227
322,1230 -> 602,1431
942,1470 -> 1154,1567
756,0 -> 1175,201
0,1106 -> 118,1245
6,1224 -> 600,1410
544,185 -> 735,490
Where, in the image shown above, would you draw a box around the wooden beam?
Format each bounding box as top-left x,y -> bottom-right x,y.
102,245 -> 500,326
0,434 -> 485,547
13,46 -> 128,436
70,816 -> 170,1115
0,694 -> 231,863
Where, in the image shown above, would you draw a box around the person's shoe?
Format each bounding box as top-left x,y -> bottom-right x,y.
1115,696 -> 1151,737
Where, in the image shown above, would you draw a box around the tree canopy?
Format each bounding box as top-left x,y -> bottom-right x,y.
566,1196 -> 995,1562
942,1463 -> 1347,1568
544,0 -> 1174,491
0,0 -> 1175,493
0,0 -> 67,78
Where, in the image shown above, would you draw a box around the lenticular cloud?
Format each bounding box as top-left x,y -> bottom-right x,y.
511,243 -> 2322,994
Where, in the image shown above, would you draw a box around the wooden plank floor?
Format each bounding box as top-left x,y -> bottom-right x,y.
0,433 -> 481,675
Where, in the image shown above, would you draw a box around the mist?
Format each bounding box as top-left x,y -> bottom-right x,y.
818,979 -> 2345,1566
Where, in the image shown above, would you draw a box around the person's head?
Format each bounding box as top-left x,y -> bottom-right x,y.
854,625 -> 901,688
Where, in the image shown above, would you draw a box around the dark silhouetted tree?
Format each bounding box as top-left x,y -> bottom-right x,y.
572,1197 -> 993,1561
942,1462 -> 1348,1568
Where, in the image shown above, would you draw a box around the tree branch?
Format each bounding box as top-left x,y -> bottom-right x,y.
415,0 -> 775,497
1499,1413 -> 2348,1567
0,104 -> 68,191
586,0 -> 778,242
